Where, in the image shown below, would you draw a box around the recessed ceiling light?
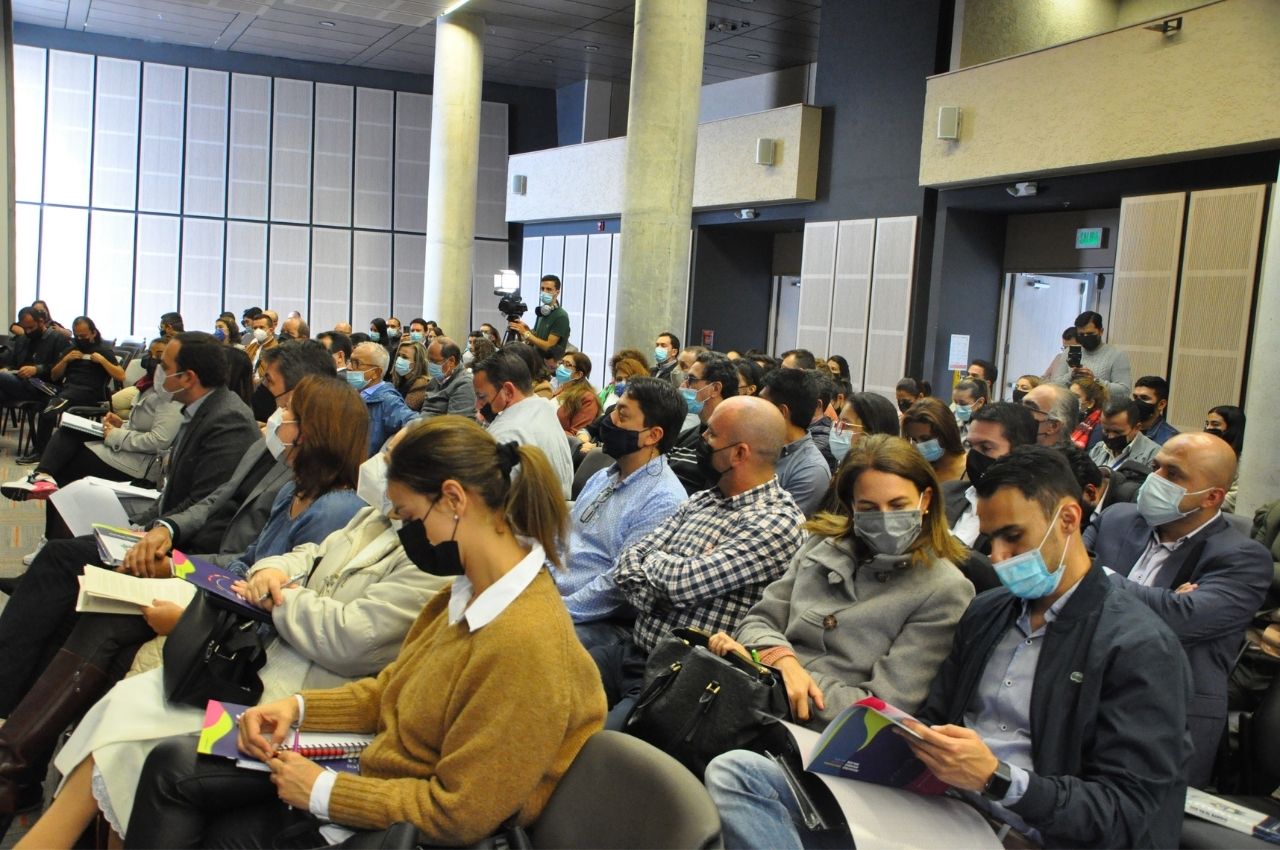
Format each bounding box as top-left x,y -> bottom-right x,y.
319,20 -> 336,27
539,58 -> 554,65
583,44 -> 599,52
746,53 -> 761,59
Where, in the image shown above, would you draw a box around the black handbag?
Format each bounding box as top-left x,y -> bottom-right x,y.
162,590 -> 267,708
334,821 -> 531,850
623,627 -> 788,778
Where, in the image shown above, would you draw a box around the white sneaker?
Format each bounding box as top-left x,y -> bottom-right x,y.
22,536 -> 46,566
1,473 -> 36,502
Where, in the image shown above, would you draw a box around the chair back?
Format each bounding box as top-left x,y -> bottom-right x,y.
529,731 -> 722,850
572,448 -> 614,500
1245,667 -> 1280,793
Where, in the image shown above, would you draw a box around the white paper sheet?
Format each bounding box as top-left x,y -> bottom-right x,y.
784,722 -> 1001,850
50,479 -> 131,536
75,565 -> 196,614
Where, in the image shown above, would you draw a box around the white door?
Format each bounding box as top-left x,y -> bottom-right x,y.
772,275 -> 802,354
1001,274 -> 1086,392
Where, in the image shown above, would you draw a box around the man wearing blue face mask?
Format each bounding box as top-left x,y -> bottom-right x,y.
507,274 -> 570,369
418,337 -> 476,419
1089,432 -> 1271,786
905,446 -> 1191,849
348,341 -> 416,457
666,351 -> 738,495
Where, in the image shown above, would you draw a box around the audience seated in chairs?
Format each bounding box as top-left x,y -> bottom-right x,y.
592,395 -> 806,729
22,316 -> 124,464
1090,432 -> 1272,787
81,420 -> 604,850
0,375 -> 368,821
554,377 -> 688,652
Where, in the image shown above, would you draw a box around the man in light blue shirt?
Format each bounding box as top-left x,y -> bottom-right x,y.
555,377 -> 689,652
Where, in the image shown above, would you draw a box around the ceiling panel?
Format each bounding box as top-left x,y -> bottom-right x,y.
14,0 -> 821,90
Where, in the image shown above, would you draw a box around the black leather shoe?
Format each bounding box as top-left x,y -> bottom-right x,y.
13,454 -> 40,466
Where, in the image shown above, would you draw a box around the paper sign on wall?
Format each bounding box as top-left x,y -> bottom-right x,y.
947,334 -> 970,371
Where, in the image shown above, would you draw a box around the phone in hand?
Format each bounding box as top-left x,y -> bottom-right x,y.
1067,345 -> 1083,368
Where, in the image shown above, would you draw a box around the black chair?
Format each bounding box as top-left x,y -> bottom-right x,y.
571,449 -> 614,501
1182,672 -> 1280,848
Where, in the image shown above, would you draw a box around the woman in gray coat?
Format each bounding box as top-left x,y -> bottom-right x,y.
708,433 -> 974,726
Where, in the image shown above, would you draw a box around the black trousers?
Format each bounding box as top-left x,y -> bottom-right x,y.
37,426 -> 135,539
126,738 -> 324,850
0,535 -> 98,714
33,387 -> 104,452
62,611 -> 156,681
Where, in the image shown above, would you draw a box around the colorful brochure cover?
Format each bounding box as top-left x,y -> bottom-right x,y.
804,696 -> 947,795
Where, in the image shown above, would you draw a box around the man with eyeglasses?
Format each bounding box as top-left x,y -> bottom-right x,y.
555,377 -> 688,653
347,341 -> 415,457
944,402 -> 1039,556
666,351 -> 739,495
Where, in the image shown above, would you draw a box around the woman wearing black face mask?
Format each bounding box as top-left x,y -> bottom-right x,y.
1205,404 -> 1245,512
112,417 -> 606,850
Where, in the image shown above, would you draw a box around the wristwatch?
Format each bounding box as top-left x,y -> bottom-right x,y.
982,760 -> 1013,801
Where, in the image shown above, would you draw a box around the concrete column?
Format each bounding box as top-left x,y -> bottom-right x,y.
613,0 -> 707,352
423,11 -> 484,337
1236,161 -> 1280,516
1,0 -> 15,322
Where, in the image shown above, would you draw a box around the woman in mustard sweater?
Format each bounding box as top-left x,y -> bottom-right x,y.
120,418 -> 606,849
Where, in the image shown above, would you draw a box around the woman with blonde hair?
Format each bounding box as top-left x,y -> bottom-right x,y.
115,418 -> 606,848
704,433 -> 975,849
553,351 -> 601,437
392,339 -> 431,411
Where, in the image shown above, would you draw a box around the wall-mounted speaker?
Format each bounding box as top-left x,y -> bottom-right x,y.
937,106 -> 961,141
755,138 -> 776,166
510,174 -> 527,195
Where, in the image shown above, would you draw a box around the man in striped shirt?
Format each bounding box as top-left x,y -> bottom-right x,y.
592,395 -> 807,728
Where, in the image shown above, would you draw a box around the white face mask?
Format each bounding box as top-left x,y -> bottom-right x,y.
263,407 -> 287,460
1136,473 -> 1212,528
357,452 -> 395,519
152,364 -> 183,403
253,328 -> 270,344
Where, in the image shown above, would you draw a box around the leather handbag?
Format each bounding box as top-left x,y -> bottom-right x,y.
623,627 -> 788,778
162,591 -> 267,708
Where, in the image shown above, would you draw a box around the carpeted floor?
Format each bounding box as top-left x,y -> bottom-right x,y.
0,425 -> 61,848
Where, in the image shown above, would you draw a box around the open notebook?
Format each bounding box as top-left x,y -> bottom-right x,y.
198,700 -> 372,775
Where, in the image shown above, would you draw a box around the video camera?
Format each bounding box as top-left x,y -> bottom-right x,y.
494,270 -> 527,324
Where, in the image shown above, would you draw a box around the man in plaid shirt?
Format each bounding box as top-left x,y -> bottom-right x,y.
593,395 -> 807,727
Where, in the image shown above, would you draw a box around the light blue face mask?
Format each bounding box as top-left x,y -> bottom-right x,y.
345,369 -> 369,391
555,365 -> 574,383
654,347 -> 669,364
993,504 -> 1068,600
829,429 -> 853,465
1135,473 -> 1211,528
915,438 -> 944,463
681,386 -> 704,416
394,357 -> 412,377
953,403 -> 973,423
427,361 -> 446,382
539,292 -> 554,306
409,331 -> 425,344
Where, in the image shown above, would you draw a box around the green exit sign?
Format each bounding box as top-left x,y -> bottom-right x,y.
1075,227 -> 1106,250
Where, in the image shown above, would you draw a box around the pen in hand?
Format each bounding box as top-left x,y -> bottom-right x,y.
257,572 -> 308,603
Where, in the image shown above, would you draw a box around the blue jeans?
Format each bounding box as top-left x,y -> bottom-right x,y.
705,750 -> 848,850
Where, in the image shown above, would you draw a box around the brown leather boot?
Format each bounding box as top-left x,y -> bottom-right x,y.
0,649 -> 112,815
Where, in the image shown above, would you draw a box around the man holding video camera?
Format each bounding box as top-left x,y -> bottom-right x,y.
1045,311 -> 1132,398
508,274 -> 570,367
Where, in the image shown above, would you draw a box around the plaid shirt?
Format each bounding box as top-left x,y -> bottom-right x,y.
614,476 -> 806,652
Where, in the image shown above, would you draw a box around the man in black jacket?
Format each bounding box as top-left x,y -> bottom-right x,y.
908,447 -> 1191,849
0,306 -> 70,405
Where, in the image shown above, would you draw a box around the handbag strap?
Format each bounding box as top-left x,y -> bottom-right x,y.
671,627 -> 775,681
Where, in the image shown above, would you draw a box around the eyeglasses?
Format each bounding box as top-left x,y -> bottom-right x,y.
832,421 -> 865,436
579,481 -> 620,523
681,375 -> 709,387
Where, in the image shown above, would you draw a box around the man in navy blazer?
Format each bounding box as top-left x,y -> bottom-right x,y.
1092,432 -> 1271,786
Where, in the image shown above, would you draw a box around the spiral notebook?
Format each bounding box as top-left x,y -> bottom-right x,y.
197,700 -> 371,775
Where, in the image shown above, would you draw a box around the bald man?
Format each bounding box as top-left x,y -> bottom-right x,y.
594,395 -> 807,728
1092,433 -> 1271,785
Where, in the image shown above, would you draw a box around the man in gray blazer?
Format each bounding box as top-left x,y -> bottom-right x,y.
419,337 -> 476,419
1092,432 -> 1271,786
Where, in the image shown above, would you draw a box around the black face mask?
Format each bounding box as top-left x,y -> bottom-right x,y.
396,516 -> 463,577
479,403 -> 497,424
1077,333 -> 1102,352
1204,427 -> 1227,441
965,449 -> 996,483
1103,433 -> 1129,453
599,415 -> 645,460
141,355 -> 156,375
1011,389 -> 1027,404
74,338 -> 95,353
897,399 -> 913,414
696,437 -> 722,481
1133,398 -> 1157,422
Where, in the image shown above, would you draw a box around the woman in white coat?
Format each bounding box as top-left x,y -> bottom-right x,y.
16,505 -> 449,848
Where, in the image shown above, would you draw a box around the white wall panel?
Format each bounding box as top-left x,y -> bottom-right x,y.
560,235 -> 588,342
796,221 -> 838,354
582,234 -> 613,376
353,87 -> 393,230
268,224 -> 311,319
393,92 -> 430,233
392,233 -> 426,324
313,83 -> 354,227
864,216 -> 918,400
310,227 -> 352,332
87,211 -> 136,338
138,64 -> 186,214
13,46 -> 46,204
540,236 -> 566,304
829,219 -> 876,389
180,218 -> 225,329
225,221 -> 267,316
183,69 -> 229,217
352,231 -> 391,327
519,236 -> 543,314
134,215 -> 180,336
39,206 -> 89,319
270,79 -> 313,223
471,240 -> 510,332
476,102 -> 508,239
14,204 -> 41,308
228,73 -> 271,220
92,58 -> 141,210
606,233 -> 621,363
43,50 -> 95,207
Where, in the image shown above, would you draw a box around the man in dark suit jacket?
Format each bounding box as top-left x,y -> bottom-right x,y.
1092,432 -> 1271,786
0,333 -> 259,717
